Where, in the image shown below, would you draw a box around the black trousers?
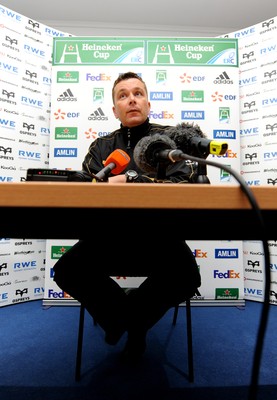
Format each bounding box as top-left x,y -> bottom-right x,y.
53,238 -> 201,336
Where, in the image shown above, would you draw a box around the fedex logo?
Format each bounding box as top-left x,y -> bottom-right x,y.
214,270 -> 240,278
192,249 -> 207,258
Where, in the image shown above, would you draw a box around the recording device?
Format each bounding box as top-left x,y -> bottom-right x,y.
26,168 -> 92,182
164,122 -> 228,158
133,133 -> 183,174
93,148 -> 130,181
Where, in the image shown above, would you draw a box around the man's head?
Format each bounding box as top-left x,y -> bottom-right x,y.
112,71 -> 151,128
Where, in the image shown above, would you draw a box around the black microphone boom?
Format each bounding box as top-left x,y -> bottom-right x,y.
164,122 -> 228,158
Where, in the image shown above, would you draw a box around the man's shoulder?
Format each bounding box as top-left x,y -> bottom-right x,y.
97,128 -> 121,141
149,122 -> 174,132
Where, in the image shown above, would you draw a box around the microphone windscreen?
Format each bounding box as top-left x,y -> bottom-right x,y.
164,122 -> 207,154
104,149 -> 130,174
133,133 -> 176,173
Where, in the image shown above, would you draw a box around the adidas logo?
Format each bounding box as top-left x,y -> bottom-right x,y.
57,88 -> 77,101
88,107 -> 108,121
213,71 -> 233,84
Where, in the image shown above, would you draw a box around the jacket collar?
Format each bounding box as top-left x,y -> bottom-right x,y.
120,118 -> 151,147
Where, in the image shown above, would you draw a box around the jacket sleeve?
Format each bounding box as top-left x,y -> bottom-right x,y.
81,139 -> 107,176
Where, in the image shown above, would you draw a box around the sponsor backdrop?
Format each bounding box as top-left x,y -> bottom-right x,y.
226,20 -> 277,304
0,4 -> 276,307
0,6 -> 68,307
45,36 -> 244,306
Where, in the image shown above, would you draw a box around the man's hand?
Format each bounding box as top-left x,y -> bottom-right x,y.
108,174 -> 127,183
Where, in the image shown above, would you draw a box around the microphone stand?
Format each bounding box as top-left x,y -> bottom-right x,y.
155,154 -> 210,184
156,161 -> 169,181
196,161 -> 210,184
156,159 -> 211,183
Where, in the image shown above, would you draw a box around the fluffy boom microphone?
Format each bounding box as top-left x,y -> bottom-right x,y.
164,122 -> 228,158
133,133 -> 184,174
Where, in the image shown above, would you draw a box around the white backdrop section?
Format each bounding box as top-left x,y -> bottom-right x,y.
0,5 -> 68,306
43,36 -> 244,306
225,18 -> 277,303
0,238 -> 46,306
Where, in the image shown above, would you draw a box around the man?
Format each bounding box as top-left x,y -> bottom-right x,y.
53,71 -> 201,363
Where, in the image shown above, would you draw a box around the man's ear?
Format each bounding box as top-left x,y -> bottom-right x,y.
112,106 -> 118,119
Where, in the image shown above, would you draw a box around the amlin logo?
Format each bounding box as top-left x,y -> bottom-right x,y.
54,148 -> 78,157
215,248 -> 239,258
150,92 -> 173,101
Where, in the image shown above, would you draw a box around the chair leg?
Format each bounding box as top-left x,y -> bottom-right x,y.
186,299 -> 194,383
75,304 -> 85,381
172,301 -> 194,383
172,305 -> 179,325
75,302 -> 194,382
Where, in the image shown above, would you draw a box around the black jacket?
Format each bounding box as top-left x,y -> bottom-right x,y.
82,118 -> 198,183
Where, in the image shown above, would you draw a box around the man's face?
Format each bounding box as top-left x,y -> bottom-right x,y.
112,78 -> 151,128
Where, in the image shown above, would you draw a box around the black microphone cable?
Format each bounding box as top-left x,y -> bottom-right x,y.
178,152 -> 270,400
134,130 -> 270,399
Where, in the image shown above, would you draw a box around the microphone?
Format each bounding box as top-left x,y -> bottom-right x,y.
94,149 -> 130,181
133,133 -> 184,174
164,122 -> 228,158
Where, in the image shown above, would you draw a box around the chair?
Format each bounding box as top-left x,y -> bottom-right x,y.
75,299 -> 194,383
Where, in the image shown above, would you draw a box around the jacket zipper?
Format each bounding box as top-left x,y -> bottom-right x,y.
127,129 -> 131,149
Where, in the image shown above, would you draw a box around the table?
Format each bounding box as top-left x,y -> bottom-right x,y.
0,182 -> 276,239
